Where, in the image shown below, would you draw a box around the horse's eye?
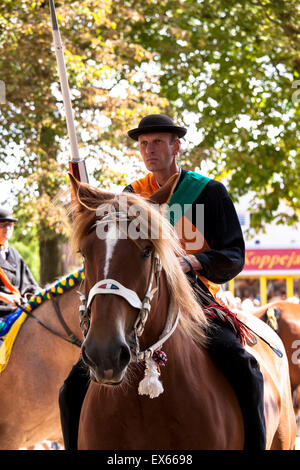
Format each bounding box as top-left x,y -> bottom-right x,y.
142,246 -> 152,258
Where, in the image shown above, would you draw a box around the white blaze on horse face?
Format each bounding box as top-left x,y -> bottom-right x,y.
103,221 -> 120,278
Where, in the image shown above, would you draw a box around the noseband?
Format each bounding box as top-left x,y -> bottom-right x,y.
80,247 -> 178,359
80,249 -> 162,336
78,215 -> 180,397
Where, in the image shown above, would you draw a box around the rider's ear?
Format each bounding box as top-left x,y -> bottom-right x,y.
148,173 -> 179,206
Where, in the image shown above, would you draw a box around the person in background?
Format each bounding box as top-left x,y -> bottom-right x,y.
0,207 -> 39,316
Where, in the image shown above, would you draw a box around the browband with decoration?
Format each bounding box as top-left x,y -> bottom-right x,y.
86,278 -> 143,310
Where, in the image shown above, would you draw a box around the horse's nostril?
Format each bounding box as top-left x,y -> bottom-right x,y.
81,344 -> 97,368
118,344 -> 131,370
81,340 -> 131,380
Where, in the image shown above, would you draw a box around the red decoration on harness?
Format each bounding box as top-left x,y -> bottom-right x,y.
99,283 -> 119,290
152,349 -> 167,366
203,303 -> 254,346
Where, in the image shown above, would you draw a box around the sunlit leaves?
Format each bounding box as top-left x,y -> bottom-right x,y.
125,0 -> 300,227
0,0 -> 165,253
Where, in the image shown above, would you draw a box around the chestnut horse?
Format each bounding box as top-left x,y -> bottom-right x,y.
252,301 -> 300,422
70,175 -> 296,450
0,286 -> 82,449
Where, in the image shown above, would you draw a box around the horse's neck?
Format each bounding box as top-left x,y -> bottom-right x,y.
36,286 -> 82,341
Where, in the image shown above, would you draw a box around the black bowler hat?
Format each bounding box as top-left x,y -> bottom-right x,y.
0,207 -> 18,223
127,114 -> 187,141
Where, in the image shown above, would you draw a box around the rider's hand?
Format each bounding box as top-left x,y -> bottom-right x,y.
178,255 -> 202,273
0,292 -> 21,306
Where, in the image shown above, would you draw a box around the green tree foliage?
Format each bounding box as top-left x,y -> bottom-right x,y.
11,236 -> 40,283
0,0 -> 299,285
125,0 -> 300,229
0,0 -> 166,283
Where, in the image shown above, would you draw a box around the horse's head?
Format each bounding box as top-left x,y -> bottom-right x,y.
69,173 -> 207,388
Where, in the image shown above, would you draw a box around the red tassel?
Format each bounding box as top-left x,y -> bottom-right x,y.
203,303 -> 253,346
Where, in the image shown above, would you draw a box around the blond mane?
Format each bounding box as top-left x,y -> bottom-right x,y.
71,182 -> 208,347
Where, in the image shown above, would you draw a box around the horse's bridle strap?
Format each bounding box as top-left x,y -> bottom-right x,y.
136,308 -> 180,361
86,279 -> 143,310
80,250 -> 180,364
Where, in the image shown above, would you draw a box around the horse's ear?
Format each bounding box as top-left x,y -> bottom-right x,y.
68,172 -> 115,212
149,173 -> 179,205
68,172 -> 80,200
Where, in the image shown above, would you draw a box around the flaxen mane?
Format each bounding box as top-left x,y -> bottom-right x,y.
70,180 -> 209,347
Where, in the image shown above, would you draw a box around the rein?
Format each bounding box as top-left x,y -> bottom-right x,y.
17,295 -> 82,347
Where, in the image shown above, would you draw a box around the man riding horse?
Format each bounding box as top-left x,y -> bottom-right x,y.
0,208 -> 39,316
59,114 -> 266,450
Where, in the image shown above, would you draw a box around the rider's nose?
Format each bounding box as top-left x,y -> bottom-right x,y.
145,143 -> 154,154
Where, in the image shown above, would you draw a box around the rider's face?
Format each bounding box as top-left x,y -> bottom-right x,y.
0,222 -> 14,244
138,132 -> 179,173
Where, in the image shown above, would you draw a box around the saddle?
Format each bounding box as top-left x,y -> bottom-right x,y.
191,287 -> 278,449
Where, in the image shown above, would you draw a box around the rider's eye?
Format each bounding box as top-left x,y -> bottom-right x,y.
142,246 -> 152,258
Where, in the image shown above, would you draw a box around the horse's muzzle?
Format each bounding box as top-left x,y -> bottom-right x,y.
81,338 -> 131,385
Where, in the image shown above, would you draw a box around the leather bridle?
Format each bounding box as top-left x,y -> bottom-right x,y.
79,216 -> 180,362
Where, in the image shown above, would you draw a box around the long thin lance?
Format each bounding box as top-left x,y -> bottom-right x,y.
49,0 -> 89,183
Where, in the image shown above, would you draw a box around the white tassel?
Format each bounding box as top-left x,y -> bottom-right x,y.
138,357 -> 164,398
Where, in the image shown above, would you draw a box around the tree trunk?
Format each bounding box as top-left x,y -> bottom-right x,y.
39,236 -> 65,286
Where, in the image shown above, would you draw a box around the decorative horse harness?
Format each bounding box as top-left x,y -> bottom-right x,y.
78,215 -> 180,398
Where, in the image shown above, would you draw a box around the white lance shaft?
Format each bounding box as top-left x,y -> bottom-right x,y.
49,0 -> 88,183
